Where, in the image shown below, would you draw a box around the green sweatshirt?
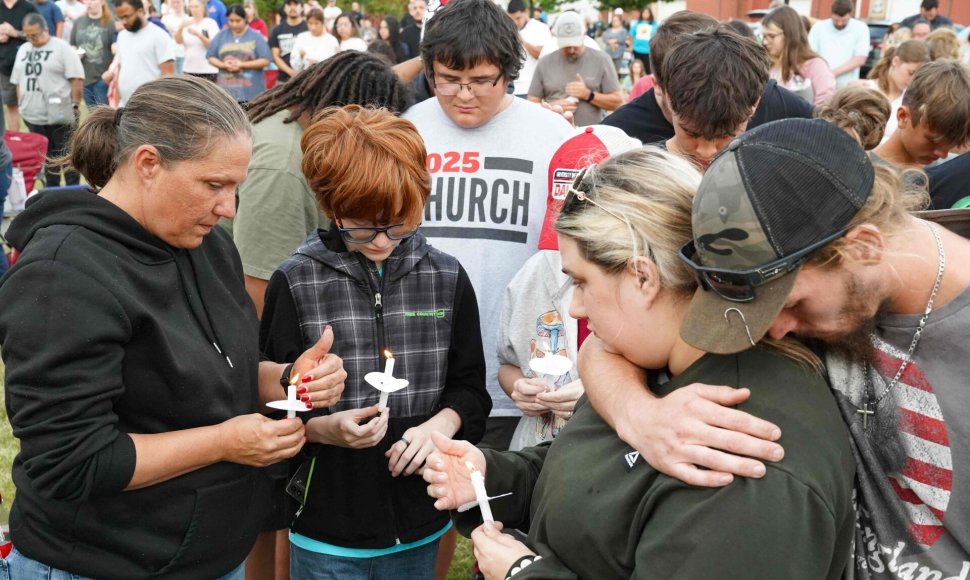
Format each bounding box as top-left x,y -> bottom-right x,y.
463,347 -> 856,579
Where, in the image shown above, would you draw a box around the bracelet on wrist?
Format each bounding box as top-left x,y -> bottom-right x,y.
506,554 -> 542,579
279,362 -> 295,389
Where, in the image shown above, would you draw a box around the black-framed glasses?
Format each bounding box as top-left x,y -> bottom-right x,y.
432,73 -> 504,97
678,226 -> 852,302
335,221 -> 418,243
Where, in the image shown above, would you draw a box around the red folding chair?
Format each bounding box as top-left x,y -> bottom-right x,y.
5,130 -> 49,194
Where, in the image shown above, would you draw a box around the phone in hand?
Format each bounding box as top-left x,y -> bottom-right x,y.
202,29 -> 209,38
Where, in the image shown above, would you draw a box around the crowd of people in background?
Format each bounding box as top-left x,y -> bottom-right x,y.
1,0 -> 970,578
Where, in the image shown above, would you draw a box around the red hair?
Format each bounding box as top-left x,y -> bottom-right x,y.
301,105 -> 430,230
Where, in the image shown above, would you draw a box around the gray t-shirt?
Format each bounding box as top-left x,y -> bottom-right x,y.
529,48 -> 621,127
10,36 -> 84,125
602,27 -> 628,62
70,15 -> 114,84
827,273 -> 970,578
403,97 -> 572,416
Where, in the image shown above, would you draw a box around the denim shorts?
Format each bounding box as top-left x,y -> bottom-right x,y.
0,546 -> 245,580
290,539 -> 439,580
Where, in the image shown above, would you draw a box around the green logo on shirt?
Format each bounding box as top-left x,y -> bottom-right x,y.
404,309 -> 446,318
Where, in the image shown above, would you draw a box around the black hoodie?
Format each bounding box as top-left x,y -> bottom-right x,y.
0,188 -> 268,579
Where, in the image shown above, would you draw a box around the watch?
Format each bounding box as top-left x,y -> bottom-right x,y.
279,363 -> 295,388
585,90 -> 595,103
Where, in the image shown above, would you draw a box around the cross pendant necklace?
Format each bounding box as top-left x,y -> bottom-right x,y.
857,222 -> 945,435
857,402 -> 875,431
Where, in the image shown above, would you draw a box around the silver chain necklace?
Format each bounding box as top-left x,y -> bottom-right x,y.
858,222 -> 946,433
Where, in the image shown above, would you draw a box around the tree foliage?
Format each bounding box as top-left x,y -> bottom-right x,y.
251,0 -> 407,26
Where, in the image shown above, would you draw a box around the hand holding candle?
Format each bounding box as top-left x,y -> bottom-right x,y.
466,461 -> 494,522
266,372 -> 312,418
364,349 -> 409,415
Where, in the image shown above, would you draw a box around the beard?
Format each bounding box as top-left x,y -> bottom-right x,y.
125,17 -> 144,32
805,271 -> 887,359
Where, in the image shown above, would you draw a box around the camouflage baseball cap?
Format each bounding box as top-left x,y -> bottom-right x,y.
681,118 -> 874,354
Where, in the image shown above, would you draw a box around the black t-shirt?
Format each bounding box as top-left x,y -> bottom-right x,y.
0,0 -> 38,76
928,152 -> 970,209
601,79 -> 814,143
268,20 -> 308,82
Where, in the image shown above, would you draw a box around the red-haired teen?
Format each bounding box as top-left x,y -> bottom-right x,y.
260,105 -> 491,579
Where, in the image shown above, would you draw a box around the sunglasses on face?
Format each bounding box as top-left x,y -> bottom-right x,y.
677,226 -> 851,302
335,220 -> 418,244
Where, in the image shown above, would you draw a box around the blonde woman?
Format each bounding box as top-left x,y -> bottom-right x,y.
424,141 -> 854,579
178,0 -> 220,81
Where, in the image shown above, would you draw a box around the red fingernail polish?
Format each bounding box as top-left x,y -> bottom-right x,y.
297,386 -> 307,395
302,375 -> 312,383
301,395 -> 310,402
305,401 -> 313,409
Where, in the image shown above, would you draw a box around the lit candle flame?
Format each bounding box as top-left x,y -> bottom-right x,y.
384,349 -> 393,359
289,372 -> 301,386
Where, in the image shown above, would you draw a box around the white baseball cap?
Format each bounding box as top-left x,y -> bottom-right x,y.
555,11 -> 585,48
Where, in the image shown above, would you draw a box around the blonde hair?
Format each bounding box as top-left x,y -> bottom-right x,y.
885,26 -> 912,49
815,85 -> 891,150
866,40 -> 930,94
811,163 -> 929,268
555,146 -> 700,294
926,28 -> 960,61
556,146 -> 821,370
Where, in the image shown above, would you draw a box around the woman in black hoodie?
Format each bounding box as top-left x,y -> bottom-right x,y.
0,76 -> 346,579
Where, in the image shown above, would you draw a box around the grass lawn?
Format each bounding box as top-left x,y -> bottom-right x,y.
0,359 -> 15,522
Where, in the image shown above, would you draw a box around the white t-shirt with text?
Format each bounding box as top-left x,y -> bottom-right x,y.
403,97 -> 572,416
11,36 -> 84,125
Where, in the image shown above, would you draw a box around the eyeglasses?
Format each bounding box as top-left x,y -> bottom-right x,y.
24,31 -> 45,40
677,226 -> 852,302
335,220 -> 419,243
761,31 -> 783,41
432,73 -> 504,97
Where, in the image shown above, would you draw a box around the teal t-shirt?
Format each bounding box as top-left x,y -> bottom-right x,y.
629,19 -> 657,54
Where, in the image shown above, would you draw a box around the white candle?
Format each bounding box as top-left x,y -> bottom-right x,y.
384,350 -> 395,378
466,461 -> 493,522
378,390 -> 389,412
286,384 -> 297,419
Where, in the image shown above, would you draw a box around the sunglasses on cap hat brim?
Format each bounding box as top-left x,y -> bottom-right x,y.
677,225 -> 853,303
